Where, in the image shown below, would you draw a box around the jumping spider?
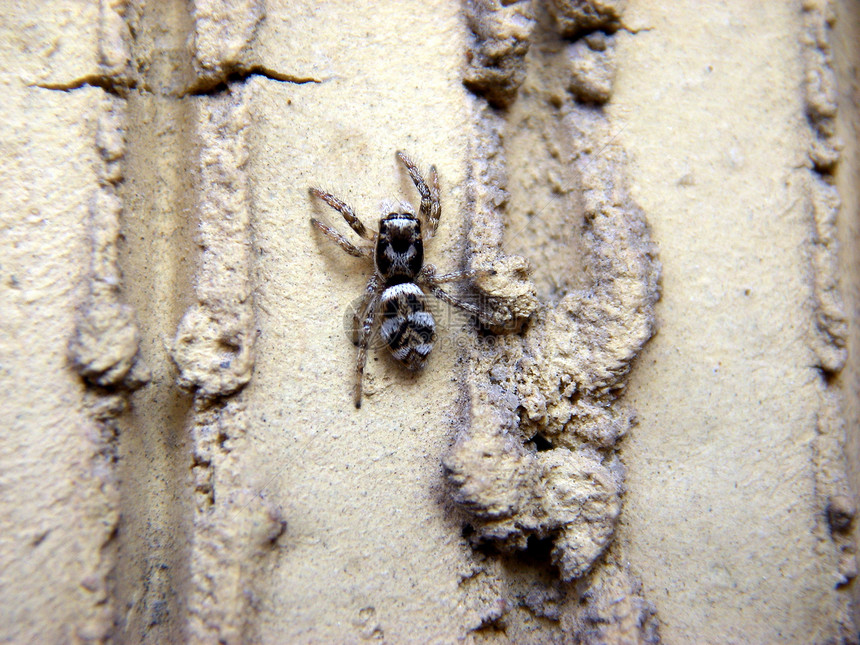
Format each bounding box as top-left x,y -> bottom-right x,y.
310,151 -> 503,408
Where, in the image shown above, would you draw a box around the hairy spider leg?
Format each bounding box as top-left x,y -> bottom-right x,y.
310,187 -> 375,240
310,218 -> 371,258
397,152 -> 441,238
418,265 -> 509,328
353,274 -> 381,345
420,268 -> 474,283
355,281 -> 383,408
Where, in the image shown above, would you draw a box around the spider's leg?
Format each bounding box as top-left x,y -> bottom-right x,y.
427,166 -> 440,235
355,277 -> 383,408
417,263 -> 497,284
310,187 -> 375,240
419,267 -> 508,327
311,218 -> 371,258
424,284 -> 495,324
397,151 -> 440,238
353,274 -> 381,345
417,265 -> 494,285
425,269 -> 471,284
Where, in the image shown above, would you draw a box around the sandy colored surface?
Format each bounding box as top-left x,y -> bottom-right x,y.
1,1 -> 858,643
614,2 -> 854,641
837,0 -> 860,626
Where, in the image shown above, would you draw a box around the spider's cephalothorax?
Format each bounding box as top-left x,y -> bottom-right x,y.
310,151 -> 501,408
376,211 -> 424,283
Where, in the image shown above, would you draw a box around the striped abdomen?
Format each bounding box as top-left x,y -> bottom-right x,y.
379,283 -> 435,370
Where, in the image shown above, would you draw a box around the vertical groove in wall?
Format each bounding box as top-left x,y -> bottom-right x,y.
177,84 -> 283,644
111,0 -> 276,641
62,2 -> 146,642
447,0 -> 661,640
831,0 -> 860,629
174,3 -> 284,641
110,0 -> 283,639
111,0 -> 198,641
802,1 -> 859,640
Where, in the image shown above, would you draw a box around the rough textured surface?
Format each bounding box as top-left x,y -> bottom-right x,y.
0,2 -> 145,643
189,0 -> 265,91
565,552 -> 660,644
463,0 -> 536,108
2,1 -> 860,643
171,89 -> 256,399
567,33 -> 617,104
70,98 -> 150,391
445,424 -> 623,580
802,7 -> 857,638
185,399 -> 286,644
0,23 -> 118,645
803,0 -> 848,373
548,0 -> 626,38
612,1 -> 857,642
832,0 -> 860,622
447,3 -> 660,639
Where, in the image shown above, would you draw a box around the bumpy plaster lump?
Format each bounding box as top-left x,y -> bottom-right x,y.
171,90 -> 255,399
70,99 -> 150,391
802,0 -> 847,373
800,2 -> 857,640
567,32 -> 617,104
465,108 -> 540,326
463,0 -> 536,109
446,115 -> 660,576
451,0 -> 660,640
98,0 -> 133,82
564,554 -> 660,644
67,0 -> 144,395
190,0 -> 265,91
446,423 -> 623,580
549,0 -> 625,37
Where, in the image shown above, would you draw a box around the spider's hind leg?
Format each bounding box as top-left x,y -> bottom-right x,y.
352,275 -> 382,345
354,276 -> 383,408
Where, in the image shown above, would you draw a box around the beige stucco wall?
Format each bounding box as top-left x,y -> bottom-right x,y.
1,1 -> 857,643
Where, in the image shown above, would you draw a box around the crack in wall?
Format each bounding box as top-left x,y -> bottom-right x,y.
180,66 -> 324,97
33,67 -> 322,99
31,75 -> 138,96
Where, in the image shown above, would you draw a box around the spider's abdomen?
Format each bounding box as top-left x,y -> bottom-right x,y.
379,282 -> 435,370
376,213 -> 423,282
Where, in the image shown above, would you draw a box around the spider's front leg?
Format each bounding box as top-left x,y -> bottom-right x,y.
397,152 -> 440,238
310,187 -> 375,240
310,218 -> 371,258
309,188 -> 375,259
354,275 -> 383,408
